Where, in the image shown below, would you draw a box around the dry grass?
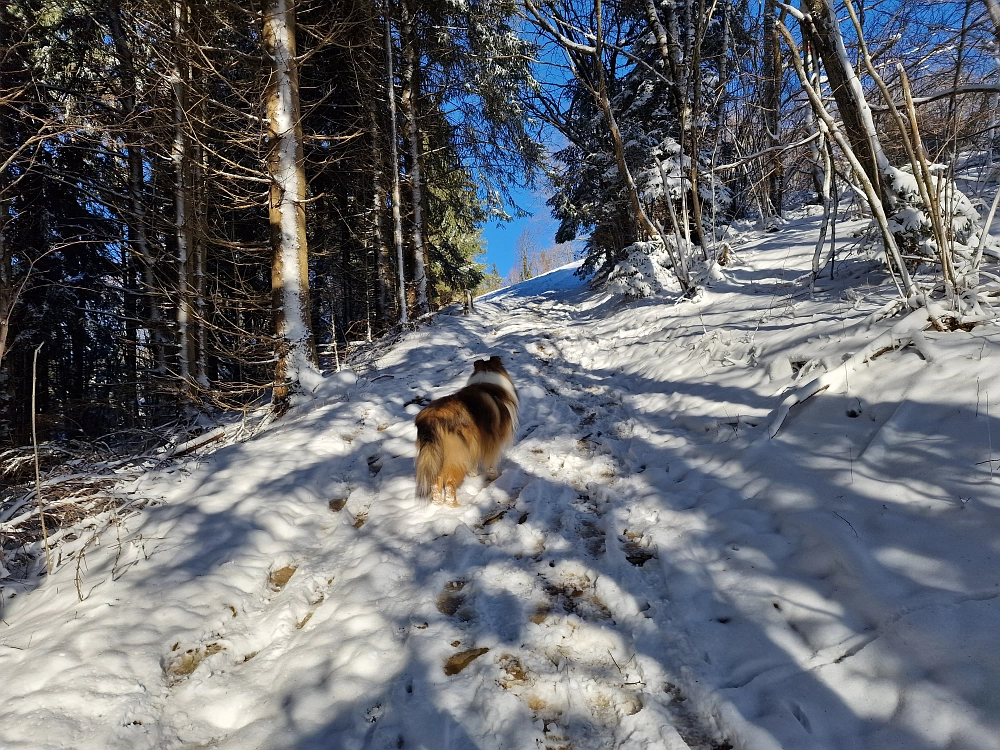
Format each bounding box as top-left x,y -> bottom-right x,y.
163,642 -> 225,685
443,647 -> 489,676
268,565 -> 297,591
1,449 -> 151,583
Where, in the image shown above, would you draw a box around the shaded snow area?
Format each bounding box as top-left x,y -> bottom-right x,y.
5,211 -> 1000,750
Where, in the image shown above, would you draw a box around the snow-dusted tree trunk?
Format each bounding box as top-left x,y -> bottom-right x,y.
593,0 -> 665,249
982,0 -> 1000,167
192,140 -> 208,387
263,0 -> 318,403
762,0 -> 783,217
384,6 -> 408,325
0,203 -> 12,371
686,0 -> 706,248
779,20 -> 915,297
643,0 -> 682,113
802,0 -> 891,206
400,0 -> 429,317
641,0 -> 706,249
171,0 -> 194,387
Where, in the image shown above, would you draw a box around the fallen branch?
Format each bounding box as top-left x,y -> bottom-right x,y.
161,426 -> 229,459
761,307 -> 930,440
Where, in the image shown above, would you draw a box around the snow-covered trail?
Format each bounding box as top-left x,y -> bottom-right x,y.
3,211 -> 1000,750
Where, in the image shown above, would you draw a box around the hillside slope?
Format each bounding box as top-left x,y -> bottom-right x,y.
3,211 -> 1000,750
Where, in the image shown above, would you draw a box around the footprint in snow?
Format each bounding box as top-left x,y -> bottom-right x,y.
620,529 -> 657,567
436,580 -> 471,620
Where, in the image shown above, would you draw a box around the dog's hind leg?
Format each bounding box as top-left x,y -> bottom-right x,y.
431,482 -> 445,505
482,451 -> 501,481
440,459 -> 466,507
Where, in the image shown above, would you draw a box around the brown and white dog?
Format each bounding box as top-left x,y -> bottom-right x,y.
414,356 -> 519,506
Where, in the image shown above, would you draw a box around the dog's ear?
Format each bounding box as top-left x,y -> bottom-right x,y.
473,359 -> 487,372
490,355 -> 502,364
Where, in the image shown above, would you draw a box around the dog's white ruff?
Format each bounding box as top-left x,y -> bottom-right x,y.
466,371 -> 518,404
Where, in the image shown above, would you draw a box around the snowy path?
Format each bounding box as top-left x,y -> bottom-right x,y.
4,211 -> 1000,749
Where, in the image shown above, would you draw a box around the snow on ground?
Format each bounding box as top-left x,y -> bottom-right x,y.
3,209 -> 1000,750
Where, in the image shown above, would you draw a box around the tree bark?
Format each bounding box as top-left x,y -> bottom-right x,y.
399,0 -> 429,316
368,96 -> 393,327
0,206 -> 12,372
592,0 -> 669,262
264,0 -> 318,403
802,0 -> 890,206
762,0 -> 783,217
171,0 -> 195,389
106,0 -> 153,419
384,5 -> 408,325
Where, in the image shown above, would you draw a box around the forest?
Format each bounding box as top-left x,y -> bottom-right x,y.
6,2 -> 1000,746
2,0 -> 998,447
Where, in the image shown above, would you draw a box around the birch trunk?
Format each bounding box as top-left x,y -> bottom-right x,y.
192,140 -> 208,387
385,5 -> 408,325
264,0 -> 318,403
0,206 -> 11,372
400,0 -> 428,316
779,20 -> 915,296
171,0 -> 194,388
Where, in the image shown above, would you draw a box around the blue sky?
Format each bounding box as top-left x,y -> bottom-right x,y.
478,184 -> 562,277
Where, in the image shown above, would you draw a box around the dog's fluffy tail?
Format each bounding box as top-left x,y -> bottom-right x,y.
415,421 -> 443,498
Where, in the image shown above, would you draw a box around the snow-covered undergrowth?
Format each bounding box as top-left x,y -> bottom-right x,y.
606,240 -> 682,299
4,211 -> 1000,750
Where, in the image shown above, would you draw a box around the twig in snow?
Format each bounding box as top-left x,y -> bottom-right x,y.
75,534 -> 97,602
833,511 -> 859,538
760,308 -> 930,440
988,390 -> 994,480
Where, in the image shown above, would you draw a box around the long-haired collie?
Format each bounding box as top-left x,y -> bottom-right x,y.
415,356 -> 519,506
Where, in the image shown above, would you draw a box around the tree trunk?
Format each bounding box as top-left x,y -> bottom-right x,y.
688,0 -> 706,247
804,43 -> 827,198
400,0 -> 429,316
762,0 -> 783,217
642,0 -> 683,113
105,0 -> 151,420
192,139 -> 208,388
0,207 -> 11,373
171,0 -> 195,389
368,97 -> 393,327
802,0 -> 890,206
264,0 -> 318,404
984,0 -> 1000,166
592,0 -> 668,263
385,4 -> 408,325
